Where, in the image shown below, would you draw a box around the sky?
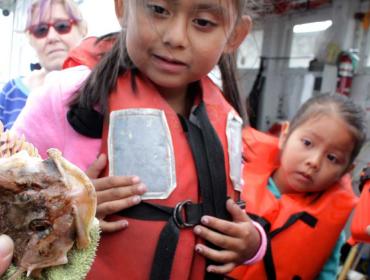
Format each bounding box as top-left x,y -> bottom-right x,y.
0,0 -> 121,86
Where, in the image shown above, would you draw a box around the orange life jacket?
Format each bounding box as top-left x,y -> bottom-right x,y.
63,36 -> 116,69
86,72 -> 242,280
351,166 -> 370,243
230,127 -> 358,280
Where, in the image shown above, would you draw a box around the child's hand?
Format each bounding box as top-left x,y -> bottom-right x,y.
193,199 -> 261,274
367,225 -> 370,236
86,154 -> 147,233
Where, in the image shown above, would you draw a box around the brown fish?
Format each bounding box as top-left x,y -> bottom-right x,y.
0,128 -> 96,279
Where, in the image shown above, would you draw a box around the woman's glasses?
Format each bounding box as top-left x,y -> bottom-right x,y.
28,19 -> 76,39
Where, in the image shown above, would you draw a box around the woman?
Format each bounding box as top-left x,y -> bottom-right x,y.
0,0 -> 87,129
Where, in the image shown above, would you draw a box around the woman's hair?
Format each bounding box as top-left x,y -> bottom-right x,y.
26,0 -> 86,30
287,93 -> 367,164
70,0 -> 250,120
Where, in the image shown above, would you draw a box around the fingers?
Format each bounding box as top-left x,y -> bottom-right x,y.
97,194 -> 143,219
226,198 -> 249,223
93,175 -> 141,192
193,199 -> 262,268
195,241 -> 237,264
206,262 -> 236,275
86,153 -> 107,179
0,235 -> 13,276
367,225 -> 370,236
99,219 -> 129,233
194,219 -> 243,253
97,181 -> 146,204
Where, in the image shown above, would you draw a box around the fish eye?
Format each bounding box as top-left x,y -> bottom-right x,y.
17,192 -> 31,202
29,219 -> 52,232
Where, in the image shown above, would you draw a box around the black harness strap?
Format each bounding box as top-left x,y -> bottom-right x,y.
179,102 -> 229,280
248,214 -> 276,280
249,212 -> 318,280
270,211 -> 317,238
117,102 -> 229,280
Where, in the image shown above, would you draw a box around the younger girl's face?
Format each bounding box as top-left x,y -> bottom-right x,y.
273,114 -> 354,194
124,0 -> 249,96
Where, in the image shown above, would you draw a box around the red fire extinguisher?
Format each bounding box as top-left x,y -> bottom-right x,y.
336,51 -> 356,96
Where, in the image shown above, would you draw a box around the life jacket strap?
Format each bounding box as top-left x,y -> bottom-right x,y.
249,211 -> 317,280
117,200 -> 203,226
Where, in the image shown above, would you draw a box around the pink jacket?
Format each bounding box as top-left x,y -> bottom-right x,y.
12,66 -> 100,171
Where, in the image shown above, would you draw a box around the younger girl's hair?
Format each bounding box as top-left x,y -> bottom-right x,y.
287,93 -> 367,164
26,0 -> 86,31
70,0 -> 251,121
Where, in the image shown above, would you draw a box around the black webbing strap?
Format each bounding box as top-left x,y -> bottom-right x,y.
249,212 -> 317,280
117,201 -> 203,280
117,201 -> 203,224
150,217 -> 180,280
270,211 -> 317,238
179,102 -> 229,280
248,214 -> 276,280
117,102 -> 229,280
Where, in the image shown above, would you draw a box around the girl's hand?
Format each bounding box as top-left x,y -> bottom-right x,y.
193,199 -> 261,274
86,154 -> 147,233
367,225 -> 370,236
0,234 -> 13,276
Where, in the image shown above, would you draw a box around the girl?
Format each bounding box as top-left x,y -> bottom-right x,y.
0,0 -> 87,129
12,0 -> 265,279
230,94 -> 366,280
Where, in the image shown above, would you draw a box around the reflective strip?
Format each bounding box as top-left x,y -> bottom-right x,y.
226,111 -> 244,191
108,109 -> 176,200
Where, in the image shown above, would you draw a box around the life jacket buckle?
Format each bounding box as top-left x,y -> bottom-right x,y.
173,200 -> 195,228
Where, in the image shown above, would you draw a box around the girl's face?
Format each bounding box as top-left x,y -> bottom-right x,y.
28,2 -> 85,72
125,0 -> 250,96
273,114 -> 354,194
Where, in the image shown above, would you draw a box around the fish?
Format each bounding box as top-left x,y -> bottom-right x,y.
0,126 -> 97,279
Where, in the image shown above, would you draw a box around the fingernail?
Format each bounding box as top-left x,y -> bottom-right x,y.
121,220 -> 129,228
201,216 -> 209,225
194,226 -> 201,234
195,245 -> 202,253
137,184 -> 147,192
132,176 -> 140,184
132,195 -> 141,204
0,235 -> 13,260
207,266 -> 214,273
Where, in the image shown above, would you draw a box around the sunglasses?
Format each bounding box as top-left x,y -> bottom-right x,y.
28,19 -> 76,39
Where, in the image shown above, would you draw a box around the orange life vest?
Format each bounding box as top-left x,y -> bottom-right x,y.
230,127 -> 358,280
86,72 -> 242,280
63,36 -> 116,69
351,166 -> 370,243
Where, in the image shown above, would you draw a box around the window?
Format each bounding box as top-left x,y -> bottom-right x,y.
289,20 -> 333,68
237,29 -> 264,69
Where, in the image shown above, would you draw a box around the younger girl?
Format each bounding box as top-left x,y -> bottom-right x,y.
12,0 -> 265,279
230,93 -> 366,279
